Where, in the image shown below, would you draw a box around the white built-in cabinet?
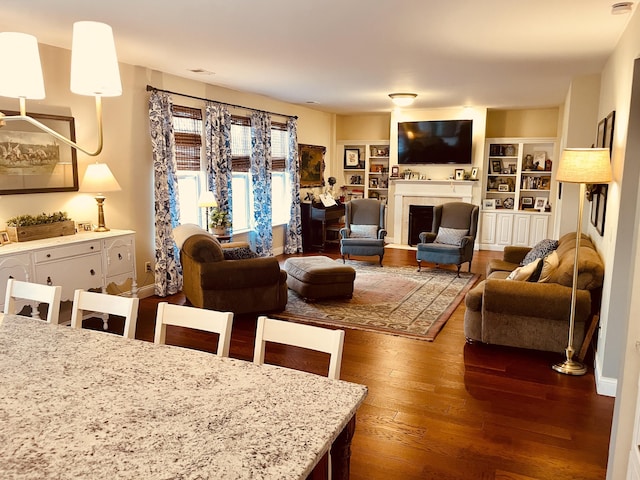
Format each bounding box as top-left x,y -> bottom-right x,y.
0,230 -> 137,315
479,137 -> 557,250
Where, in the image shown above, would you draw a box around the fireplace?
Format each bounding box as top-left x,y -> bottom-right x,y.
408,205 -> 434,246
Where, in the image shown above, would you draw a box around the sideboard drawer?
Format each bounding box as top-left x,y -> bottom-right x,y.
35,254 -> 103,300
34,241 -> 102,263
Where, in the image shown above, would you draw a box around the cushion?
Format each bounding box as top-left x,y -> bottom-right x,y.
507,258 -> 542,281
349,224 -> 378,238
223,246 -> 258,260
434,227 -> 468,246
538,251 -> 559,283
520,238 -> 559,266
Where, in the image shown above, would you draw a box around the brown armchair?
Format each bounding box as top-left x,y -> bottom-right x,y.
173,225 -> 287,315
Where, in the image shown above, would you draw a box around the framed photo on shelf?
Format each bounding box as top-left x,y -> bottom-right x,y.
470,167 -> 479,180
495,198 -> 503,208
0,231 -> 9,245
521,196 -> 534,209
491,159 -> 503,174
483,198 -> 496,210
498,184 -> 509,192
344,148 -> 361,169
534,197 -> 547,210
390,165 -> 399,177
0,111 -> 79,195
369,177 -> 378,188
454,168 -> 464,180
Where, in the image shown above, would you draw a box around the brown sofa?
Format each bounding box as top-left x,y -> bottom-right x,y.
173,225 -> 288,315
464,232 -> 604,353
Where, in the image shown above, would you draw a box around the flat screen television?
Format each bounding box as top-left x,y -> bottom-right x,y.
397,119 -> 473,165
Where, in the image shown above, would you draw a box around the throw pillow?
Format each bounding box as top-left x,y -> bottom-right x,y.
507,258 -> 542,281
520,238 -> 559,266
537,250 -> 559,283
349,224 -> 379,238
434,227 -> 468,246
222,246 -> 258,260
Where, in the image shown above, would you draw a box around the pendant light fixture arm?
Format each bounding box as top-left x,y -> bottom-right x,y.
0,96 -> 104,157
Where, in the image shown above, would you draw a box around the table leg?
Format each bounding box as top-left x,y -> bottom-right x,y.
330,415 -> 357,480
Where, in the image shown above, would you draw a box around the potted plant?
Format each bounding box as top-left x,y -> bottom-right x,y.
209,207 -> 232,235
6,211 -> 76,242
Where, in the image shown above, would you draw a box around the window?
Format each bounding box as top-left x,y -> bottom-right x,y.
172,106 -> 291,231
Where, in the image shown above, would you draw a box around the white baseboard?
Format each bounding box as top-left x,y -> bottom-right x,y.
137,284 -> 156,299
595,352 -> 618,397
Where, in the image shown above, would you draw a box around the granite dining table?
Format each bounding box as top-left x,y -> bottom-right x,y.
0,314 -> 367,479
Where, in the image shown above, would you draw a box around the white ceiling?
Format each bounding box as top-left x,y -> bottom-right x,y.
0,0 -> 635,114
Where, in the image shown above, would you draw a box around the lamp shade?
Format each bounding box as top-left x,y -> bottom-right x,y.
71,21 -> 122,97
556,148 -> 612,184
0,32 -> 45,99
80,163 -> 121,193
197,190 -> 218,208
389,93 -> 417,107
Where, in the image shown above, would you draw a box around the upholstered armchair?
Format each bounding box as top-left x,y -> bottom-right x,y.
339,198 -> 386,266
416,202 -> 479,276
173,224 -> 288,315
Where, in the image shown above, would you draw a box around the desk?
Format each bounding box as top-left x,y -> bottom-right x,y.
0,315 -> 367,479
301,203 -> 345,251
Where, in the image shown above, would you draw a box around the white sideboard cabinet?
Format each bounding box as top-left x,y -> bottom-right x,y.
0,230 -> 137,315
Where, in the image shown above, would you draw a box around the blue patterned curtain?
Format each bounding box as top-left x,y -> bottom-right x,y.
284,117 -> 303,253
149,90 -> 183,296
204,102 -> 233,231
249,112 -> 272,256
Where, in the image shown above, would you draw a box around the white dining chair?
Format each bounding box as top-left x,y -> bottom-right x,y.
4,278 -> 63,324
70,289 -> 139,339
154,302 -> 233,357
253,316 -> 345,380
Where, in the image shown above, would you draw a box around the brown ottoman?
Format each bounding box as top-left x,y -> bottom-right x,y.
284,256 -> 356,301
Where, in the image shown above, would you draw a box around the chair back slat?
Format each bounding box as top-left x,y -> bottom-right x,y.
253,316 -> 345,380
70,289 -> 139,339
154,302 -> 233,357
4,279 -> 62,324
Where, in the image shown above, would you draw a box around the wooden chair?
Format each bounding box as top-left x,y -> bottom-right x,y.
70,289 -> 139,339
154,302 -> 233,357
253,316 -> 345,380
4,278 -> 62,324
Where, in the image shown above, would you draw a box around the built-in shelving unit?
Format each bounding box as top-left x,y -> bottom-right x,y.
337,141 -> 390,203
479,138 -> 557,250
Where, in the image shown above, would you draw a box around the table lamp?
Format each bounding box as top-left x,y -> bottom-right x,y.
197,190 -> 218,232
553,148 -> 612,375
80,162 -> 121,232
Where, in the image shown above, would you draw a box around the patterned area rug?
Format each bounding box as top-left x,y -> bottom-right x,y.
275,261 -> 480,341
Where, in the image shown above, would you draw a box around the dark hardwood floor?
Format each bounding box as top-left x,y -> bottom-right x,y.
134,247 -> 614,480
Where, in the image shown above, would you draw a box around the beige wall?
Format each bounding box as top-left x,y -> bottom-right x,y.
336,114 -> 390,141
0,43 -> 336,290
486,108 -> 559,138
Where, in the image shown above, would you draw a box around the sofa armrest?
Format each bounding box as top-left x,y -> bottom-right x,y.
483,278 -> 591,321
419,232 -> 437,244
502,246 -> 531,265
199,257 -> 284,289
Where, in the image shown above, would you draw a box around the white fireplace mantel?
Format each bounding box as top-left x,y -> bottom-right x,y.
391,179 -> 476,245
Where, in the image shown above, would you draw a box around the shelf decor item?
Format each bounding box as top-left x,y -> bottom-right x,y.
344,148 -> 361,169
553,148 -> 612,376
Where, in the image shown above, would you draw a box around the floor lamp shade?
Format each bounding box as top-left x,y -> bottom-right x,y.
80,163 -> 121,232
553,148 -> 612,375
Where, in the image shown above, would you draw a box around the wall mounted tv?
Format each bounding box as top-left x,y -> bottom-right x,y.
397,119 -> 473,165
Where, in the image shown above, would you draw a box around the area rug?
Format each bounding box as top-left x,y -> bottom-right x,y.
275,260 -> 480,341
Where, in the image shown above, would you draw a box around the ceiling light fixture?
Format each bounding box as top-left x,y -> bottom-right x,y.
0,21 -> 121,157
389,93 -> 417,107
612,2 -> 633,14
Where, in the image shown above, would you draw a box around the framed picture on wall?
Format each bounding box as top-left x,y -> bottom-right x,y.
604,111 -> 616,155
298,144 -> 326,187
344,148 -> 361,169
0,111 -> 79,195
596,117 -> 606,148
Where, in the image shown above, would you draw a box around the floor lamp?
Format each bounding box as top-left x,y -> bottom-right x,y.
197,191 -> 217,233
553,148 -> 612,375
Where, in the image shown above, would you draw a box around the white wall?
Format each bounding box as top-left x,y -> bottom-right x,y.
0,43 -> 336,289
